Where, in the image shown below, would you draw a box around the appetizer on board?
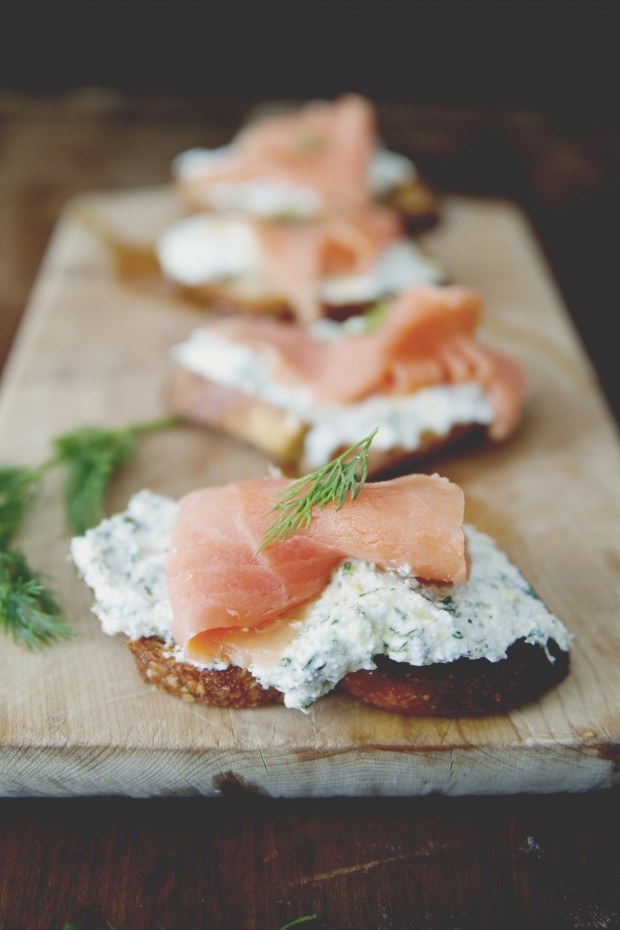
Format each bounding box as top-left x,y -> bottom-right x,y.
157,94 -> 443,323
71,439 -> 570,716
172,94 -> 439,229
156,206 -> 444,324
166,284 -> 527,475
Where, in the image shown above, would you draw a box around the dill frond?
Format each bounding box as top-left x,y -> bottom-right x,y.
0,415 -> 180,652
53,415 -> 180,535
0,549 -> 75,650
258,428 -> 378,552
0,465 -> 43,548
53,426 -> 138,536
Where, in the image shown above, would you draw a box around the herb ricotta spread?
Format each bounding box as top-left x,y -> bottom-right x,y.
171,328 -> 495,468
157,214 -> 443,305
71,491 -> 571,712
173,146 -> 417,217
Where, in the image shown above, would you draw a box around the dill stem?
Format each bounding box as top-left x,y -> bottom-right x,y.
125,414 -> 182,437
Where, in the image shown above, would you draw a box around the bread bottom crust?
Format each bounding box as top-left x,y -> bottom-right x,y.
340,639 -> 570,715
127,636 -> 568,715
127,637 -> 283,708
386,178 -> 439,233
165,369 -> 488,476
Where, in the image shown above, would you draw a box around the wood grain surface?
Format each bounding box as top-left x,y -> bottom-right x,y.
1,185 -> 618,798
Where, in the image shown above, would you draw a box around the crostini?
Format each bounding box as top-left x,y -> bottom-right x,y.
71,452 -> 570,715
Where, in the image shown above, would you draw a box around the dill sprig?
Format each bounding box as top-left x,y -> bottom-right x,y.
0,465 -> 45,548
0,549 -> 74,650
0,414 -> 180,651
53,426 -> 138,536
258,428 -> 378,553
54,416 -> 180,535
0,415 -> 180,542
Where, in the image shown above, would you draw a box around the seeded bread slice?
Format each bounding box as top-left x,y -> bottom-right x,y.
165,368 -> 486,475
127,637 -> 283,708
384,178 -> 439,232
340,639 -> 570,715
127,635 -> 568,715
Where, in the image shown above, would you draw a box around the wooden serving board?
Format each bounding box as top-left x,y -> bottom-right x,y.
1,189 -> 619,798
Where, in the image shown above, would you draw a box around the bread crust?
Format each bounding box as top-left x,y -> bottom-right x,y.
384,178 -> 439,232
127,637 -> 283,708
340,639 -> 570,716
126,636 -> 568,715
165,368 -> 486,475
179,175 -> 438,232
164,187 -> 440,320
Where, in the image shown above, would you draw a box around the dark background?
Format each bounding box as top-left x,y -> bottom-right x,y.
1,0 -> 619,114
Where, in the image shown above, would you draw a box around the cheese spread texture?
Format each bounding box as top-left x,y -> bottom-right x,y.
171,328 -> 495,467
156,214 -> 443,304
71,491 -> 571,712
173,146 -> 417,216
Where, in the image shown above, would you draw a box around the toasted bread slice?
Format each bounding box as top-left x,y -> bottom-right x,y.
340,639 -> 570,715
128,637 -> 283,708
384,178 -> 439,232
165,368 -> 487,475
179,175 -> 440,234
127,635 -> 568,715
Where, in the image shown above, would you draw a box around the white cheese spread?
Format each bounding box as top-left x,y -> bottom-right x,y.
173,146 -> 417,217
171,328 -> 495,467
70,491 -> 177,641
156,214 -> 443,305
70,491 -> 571,712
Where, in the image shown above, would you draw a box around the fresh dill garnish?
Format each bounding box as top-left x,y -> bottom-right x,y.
0,415 -> 180,541
361,299 -> 389,332
0,414 -> 180,650
54,416 -> 180,535
0,549 -> 74,650
0,465 -> 44,548
53,426 -> 138,536
258,428 -> 378,553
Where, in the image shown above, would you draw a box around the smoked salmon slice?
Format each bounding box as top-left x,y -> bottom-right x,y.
180,94 -> 376,209
255,204 -> 402,323
200,284 -> 526,440
167,473 -> 466,664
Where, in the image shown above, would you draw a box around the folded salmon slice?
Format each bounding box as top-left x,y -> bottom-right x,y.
181,94 -> 376,209
255,205 -> 402,323
203,285 -> 526,440
167,473 -> 466,664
